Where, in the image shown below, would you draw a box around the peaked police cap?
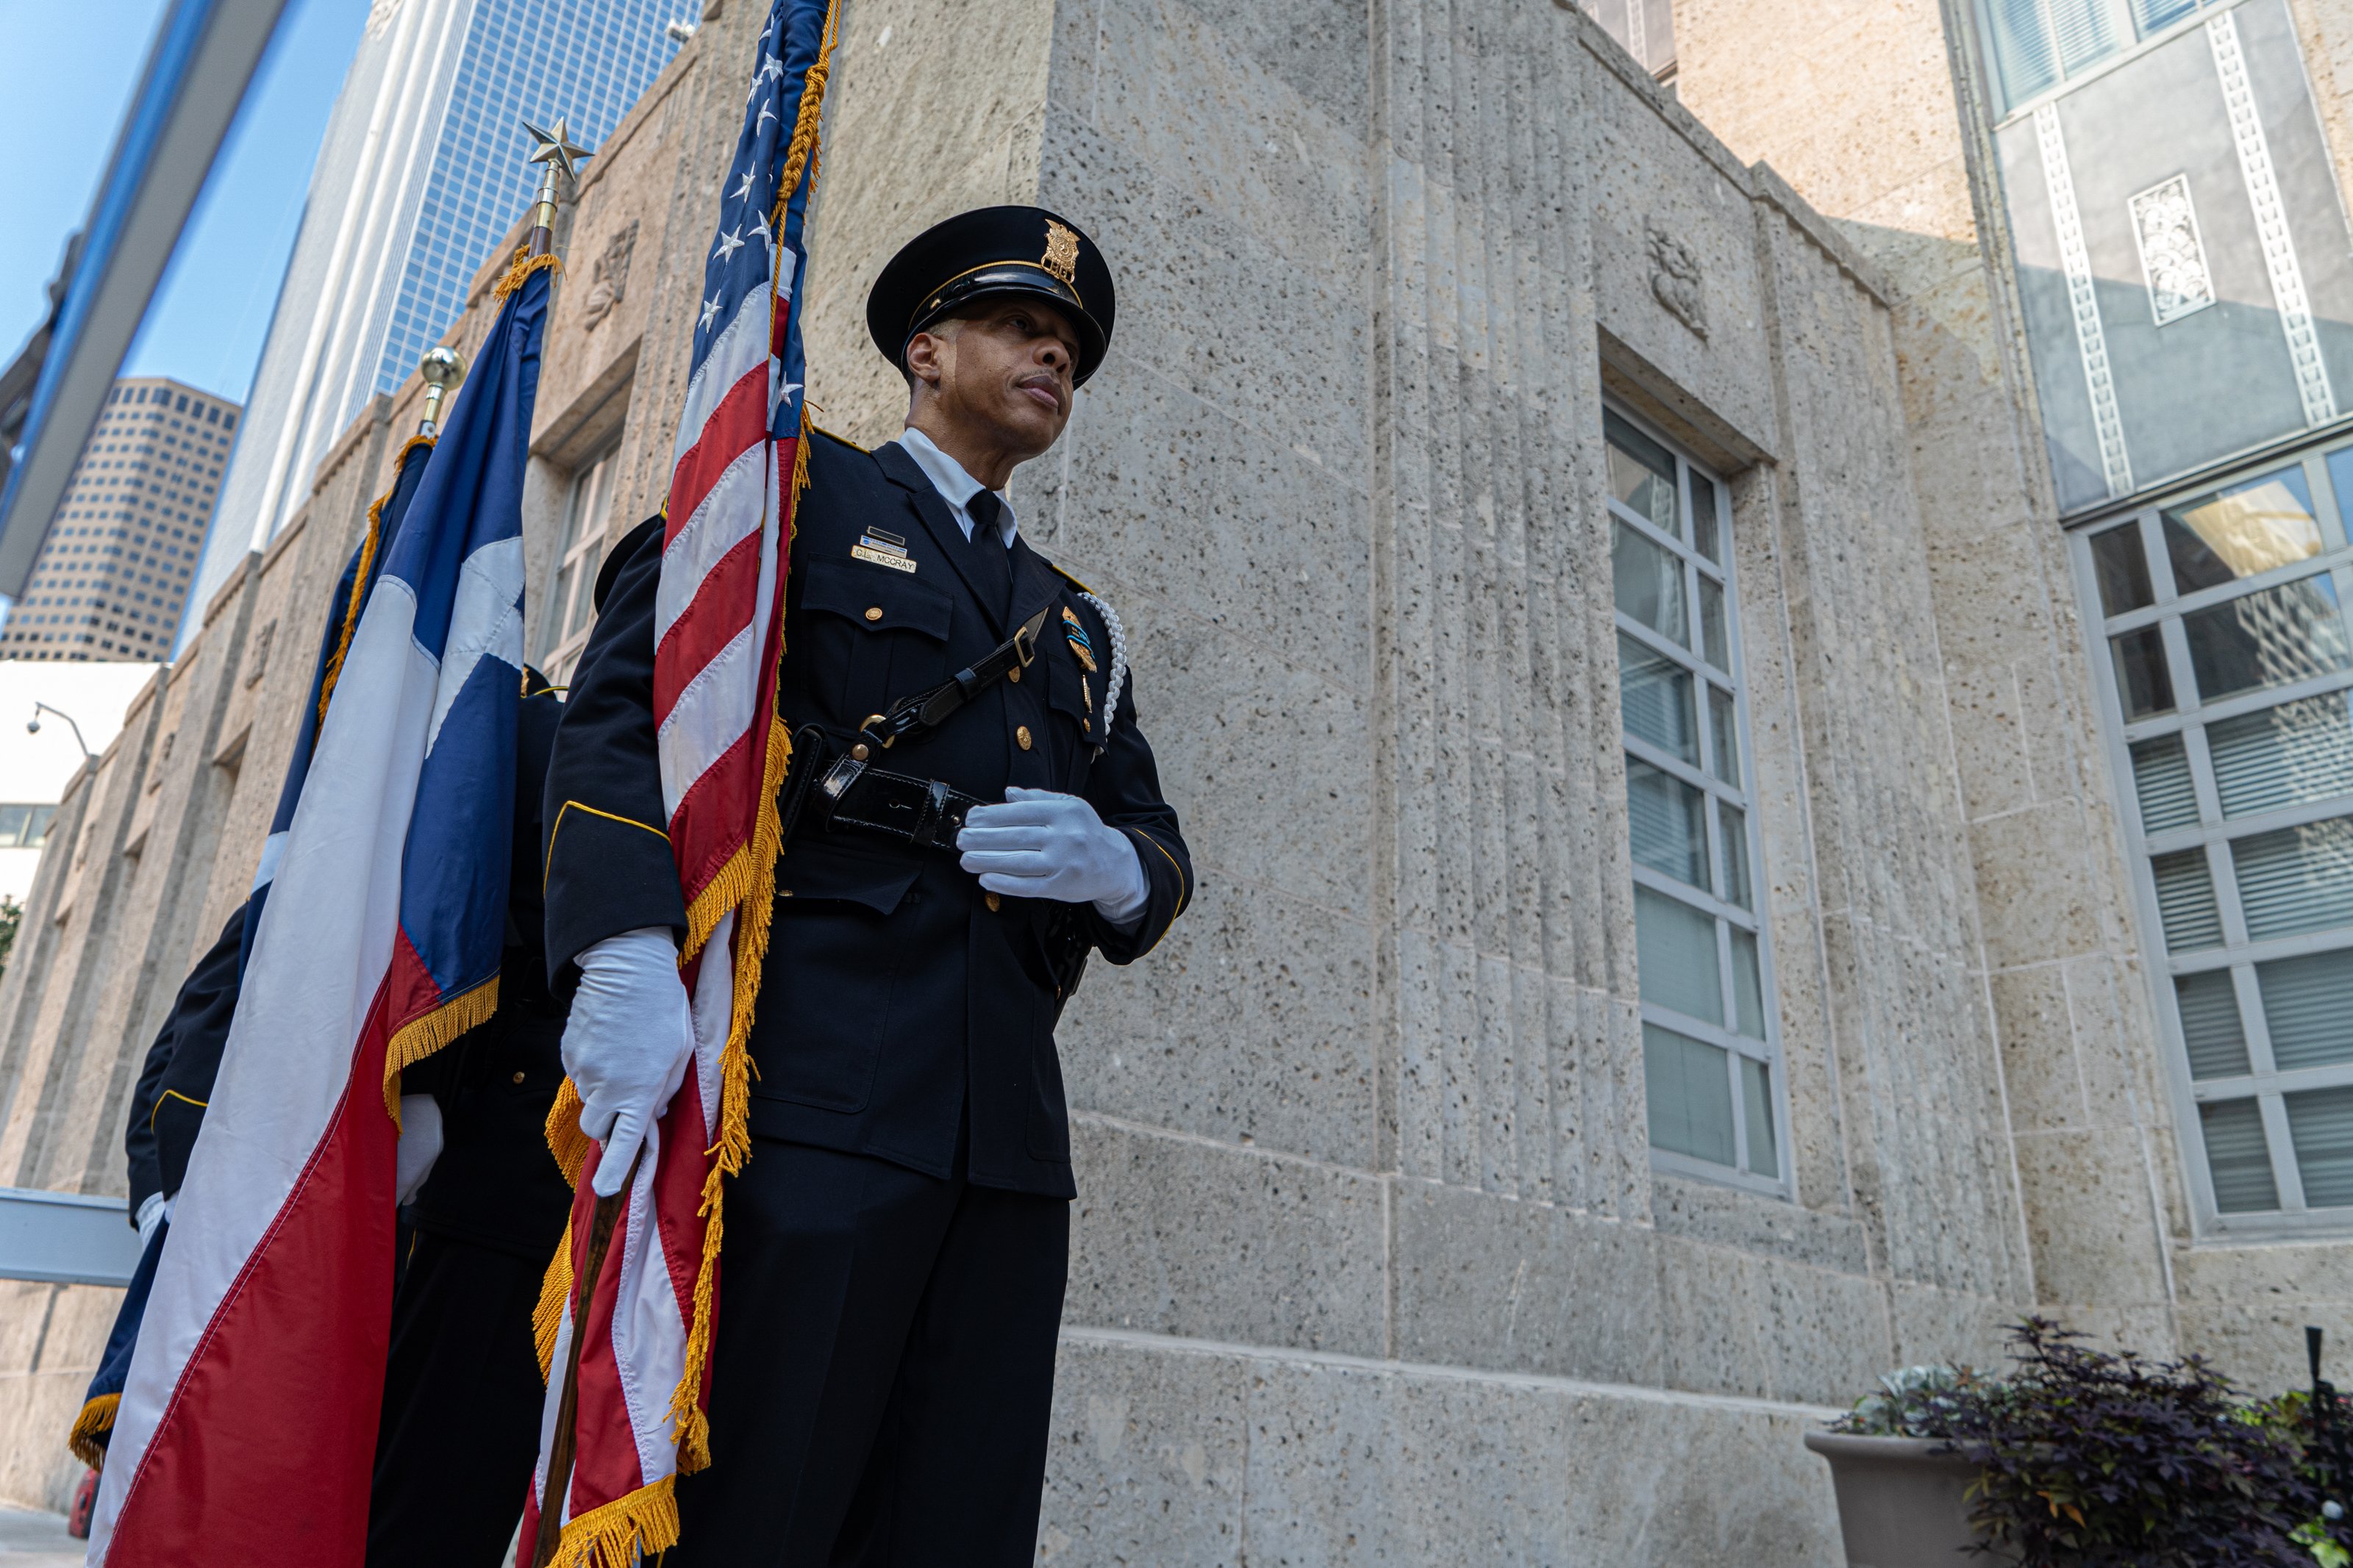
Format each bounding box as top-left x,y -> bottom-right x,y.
865,206 -> 1115,385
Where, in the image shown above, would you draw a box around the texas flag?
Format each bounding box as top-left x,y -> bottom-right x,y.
85,255 -> 552,1565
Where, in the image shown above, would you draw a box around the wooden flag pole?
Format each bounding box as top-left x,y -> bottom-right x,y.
529,1145 -> 643,1568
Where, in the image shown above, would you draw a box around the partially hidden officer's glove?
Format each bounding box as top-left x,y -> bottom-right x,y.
394,1094 -> 443,1206
957,787 -> 1149,924
563,926 -> 697,1198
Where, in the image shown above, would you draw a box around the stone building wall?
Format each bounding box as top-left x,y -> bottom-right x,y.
0,0 -> 2138,1556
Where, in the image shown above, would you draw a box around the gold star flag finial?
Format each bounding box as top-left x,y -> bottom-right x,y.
521,117 -> 592,184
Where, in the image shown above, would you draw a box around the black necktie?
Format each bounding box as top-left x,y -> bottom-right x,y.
963,490 -> 1012,622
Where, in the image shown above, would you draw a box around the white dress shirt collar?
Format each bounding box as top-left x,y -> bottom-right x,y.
889,426 -> 1018,548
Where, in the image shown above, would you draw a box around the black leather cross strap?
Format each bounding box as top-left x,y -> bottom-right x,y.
813,753 -> 986,852
857,606 -> 1051,755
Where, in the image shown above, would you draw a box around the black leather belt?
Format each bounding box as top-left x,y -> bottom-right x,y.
812,753 -> 985,853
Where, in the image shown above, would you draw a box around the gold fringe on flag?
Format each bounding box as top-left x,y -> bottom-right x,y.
535,1213 -> 575,1381
537,1473 -> 679,1568
319,434 -> 431,727
546,1075 -> 591,1189
546,11 -> 838,1560
67,1392 -> 118,1471
382,975 -> 501,1122
493,248 -> 564,302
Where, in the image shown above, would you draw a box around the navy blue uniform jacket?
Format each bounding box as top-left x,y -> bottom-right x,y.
538,431 -> 1192,1200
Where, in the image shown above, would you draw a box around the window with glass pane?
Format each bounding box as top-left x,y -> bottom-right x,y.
1978,0 -> 2221,116
538,446 -> 621,679
1607,406 -> 1785,1192
2074,439 -> 2353,1227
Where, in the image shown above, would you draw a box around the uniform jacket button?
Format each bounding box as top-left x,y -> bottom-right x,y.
1015,725 -> 1033,751
864,606 -> 883,622
985,890 -> 1001,912
511,1071 -> 526,1085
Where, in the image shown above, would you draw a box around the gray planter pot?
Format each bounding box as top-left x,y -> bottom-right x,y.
1804,1430 -> 1987,1568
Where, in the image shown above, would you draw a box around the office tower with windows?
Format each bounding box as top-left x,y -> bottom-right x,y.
2,378 -> 239,662
182,0 -> 700,646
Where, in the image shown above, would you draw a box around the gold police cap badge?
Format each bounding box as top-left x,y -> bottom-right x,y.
1041,219 -> 1081,287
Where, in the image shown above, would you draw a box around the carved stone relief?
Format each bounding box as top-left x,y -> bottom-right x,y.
580,221 -> 640,332
2129,174 -> 2214,328
1647,220 -> 1707,338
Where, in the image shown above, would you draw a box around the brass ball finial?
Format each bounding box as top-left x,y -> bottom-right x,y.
418,345 -> 467,437
420,345 -> 467,390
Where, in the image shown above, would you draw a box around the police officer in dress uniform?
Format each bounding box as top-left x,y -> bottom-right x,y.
538,206 -> 1192,1564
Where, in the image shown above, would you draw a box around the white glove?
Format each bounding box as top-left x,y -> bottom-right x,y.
563,926 -> 696,1198
135,1192 -> 166,1250
956,787 -> 1149,923
395,1094 -> 443,1205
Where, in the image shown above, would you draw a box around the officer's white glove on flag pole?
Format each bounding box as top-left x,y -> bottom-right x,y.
958,787 -> 1150,923
563,927 -> 699,1197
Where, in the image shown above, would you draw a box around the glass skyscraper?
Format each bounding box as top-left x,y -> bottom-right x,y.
185,0 -> 698,645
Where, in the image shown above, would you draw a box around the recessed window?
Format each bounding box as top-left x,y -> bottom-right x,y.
2077,440 -> 2353,1228
1979,0 -> 2231,115
535,444 -> 621,681
1607,407 -> 1786,1193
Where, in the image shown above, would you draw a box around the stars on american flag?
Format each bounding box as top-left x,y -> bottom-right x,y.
732,170 -> 757,204
699,294 -> 722,334
713,227 -> 746,265
755,99 -> 777,132
749,211 -> 774,258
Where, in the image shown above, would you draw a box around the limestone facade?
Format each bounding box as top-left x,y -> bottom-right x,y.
2,0 -> 2326,1556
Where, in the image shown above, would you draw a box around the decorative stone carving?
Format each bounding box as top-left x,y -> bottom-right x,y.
2129,174 -> 2214,328
366,0 -> 403,40
580,221 -> 640,332
1648,220 -> 1706,338
245,619 -> 275,689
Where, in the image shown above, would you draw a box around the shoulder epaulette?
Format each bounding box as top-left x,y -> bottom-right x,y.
809,422 -> 869,454
1047,562 -> 1095,595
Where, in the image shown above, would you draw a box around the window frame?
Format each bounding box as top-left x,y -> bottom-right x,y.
537,443 -> 622,682
1605,401 -> 1793,1199
1973,0 -> 2233,122
2071,434 -> 2353,1236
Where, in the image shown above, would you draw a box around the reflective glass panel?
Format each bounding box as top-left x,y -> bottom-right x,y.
1620,633 -> 1699,763
1699,577 -> 1729,670
2129,0 -> 2202,31
1635,885 -> 1722,1025
2175,970 -> 2250,1079
2258,951 -> 2353,1071
1720,803 -> 1753,910
2152,849 -> 2224,950
1740,1056 -> 1778,1177
2200,1098 -> 2280,1212
2289,1085 -> 2353,1208
1627,756 -> 1710,891
2129,734 -> 2200,831
2206,693 -> 2353,819
1644,1023 -> 1735,1167
2232,816 -> 2353,940
1604,412 -> 1679,537
1709,687 -> 1740,787
0,806 -> 26,847
2049,0 -> 2124,69
1730,928 -> 1766,1038
2163,467 -> 2321,593
1985,0 -> 2061,106
2182,574 -> 2350,704
1690,471 -> 1721,563
1613,520 -> 1688,645
2110,626 -> 2176,719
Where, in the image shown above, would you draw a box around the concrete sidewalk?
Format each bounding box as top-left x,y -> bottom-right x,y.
0,1506 -> 80,1567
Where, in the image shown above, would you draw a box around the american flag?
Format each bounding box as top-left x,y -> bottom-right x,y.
522,1 -> 835,1563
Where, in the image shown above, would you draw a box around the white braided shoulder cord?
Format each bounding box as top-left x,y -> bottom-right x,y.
1079,590 -> 1127,745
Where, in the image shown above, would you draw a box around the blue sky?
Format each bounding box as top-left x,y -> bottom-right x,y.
1,0 -> 367,405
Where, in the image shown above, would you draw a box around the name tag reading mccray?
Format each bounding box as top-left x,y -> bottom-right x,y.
852,526 -> 918,573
